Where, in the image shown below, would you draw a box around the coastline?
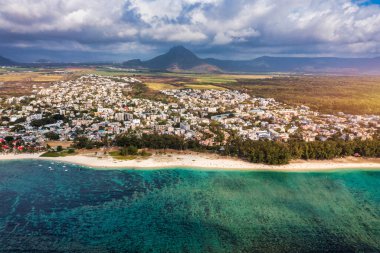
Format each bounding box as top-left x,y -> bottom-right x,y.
0,152 -> 379,172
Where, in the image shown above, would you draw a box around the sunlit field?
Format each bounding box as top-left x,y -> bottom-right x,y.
224,76 -> 380,115
0,73 -> 64,82
183,84 -> 226,90
0,70 -> 67,97
145,82 -> 177,90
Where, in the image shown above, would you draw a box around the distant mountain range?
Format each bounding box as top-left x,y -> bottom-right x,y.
0,55 -> 15,66
2,46 -> 380,74
123,46 -> 380,74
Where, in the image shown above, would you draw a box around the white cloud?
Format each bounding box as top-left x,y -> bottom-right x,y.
142,24 -> 208,42
1,0 -> 380,58
0,0 -> 135,36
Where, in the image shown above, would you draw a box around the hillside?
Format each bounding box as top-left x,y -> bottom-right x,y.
124,46 -> 221,72
0,55 -> 15,66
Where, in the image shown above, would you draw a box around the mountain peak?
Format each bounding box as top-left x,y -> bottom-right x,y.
123,45 -> 203,70
168,45 -> 190,52
166,46 -> 198,58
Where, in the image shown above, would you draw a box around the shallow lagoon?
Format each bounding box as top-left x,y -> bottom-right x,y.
0,160 -> 379,252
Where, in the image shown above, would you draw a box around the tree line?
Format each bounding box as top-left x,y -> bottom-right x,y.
222,137 -> 380,165
72,132 -> 380,165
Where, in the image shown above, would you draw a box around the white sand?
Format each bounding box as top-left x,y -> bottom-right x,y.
0,152 -> 379,172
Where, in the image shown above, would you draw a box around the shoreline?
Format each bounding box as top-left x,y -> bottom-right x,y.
0,152 -> 379,172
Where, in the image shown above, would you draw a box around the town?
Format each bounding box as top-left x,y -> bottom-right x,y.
0,74 -> 378,153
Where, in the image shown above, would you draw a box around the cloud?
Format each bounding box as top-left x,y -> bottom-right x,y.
1,0 -> 380,61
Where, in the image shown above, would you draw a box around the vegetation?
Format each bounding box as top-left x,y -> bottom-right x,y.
108,151 -> 136,160
44,132 -> 60,140
223,76 -> 380,115
72,136 -> 104,149
11,124 -> 25,132
183,84 -> 226,90
125,81 -> 178,103
105,70 -> 268,91
120,146 -> 138,155
40,149 -> 76,157
223,136 -> 380,164
0,70 -> 66,97
109,146 -> 152,160
40,152 -> 64,157
114,133 -> 202,150
31,114 -> 64,128
0,73 -> 64,82
114,132 -> 379,165
145,82 -> 177,90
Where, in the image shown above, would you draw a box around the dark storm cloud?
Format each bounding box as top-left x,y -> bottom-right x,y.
1,0 -> 380,62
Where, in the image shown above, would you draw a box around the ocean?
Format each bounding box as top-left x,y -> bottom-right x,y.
0,160 -> 379,252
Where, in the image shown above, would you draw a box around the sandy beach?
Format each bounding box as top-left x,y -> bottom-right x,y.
0,151 -> 379,172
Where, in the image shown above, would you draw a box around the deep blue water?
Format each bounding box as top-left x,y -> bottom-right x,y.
0,160 -> 379,252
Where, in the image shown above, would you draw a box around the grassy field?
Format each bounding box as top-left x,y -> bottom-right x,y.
115,71 -> 269,93
46,141 -> 73,148
184,84 -> 226,90
194,74 -> 272,84
145,82 -> 177,90
108,151 -> 138,160
0,71 -> 67,97
109,150 -> 151,160
146,82 -> 226,90
0,73 -> 64,82
40,150 -> 76,157
224,76 -> 380,115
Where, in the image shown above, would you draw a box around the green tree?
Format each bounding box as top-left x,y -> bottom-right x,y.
44,132 -> 60,140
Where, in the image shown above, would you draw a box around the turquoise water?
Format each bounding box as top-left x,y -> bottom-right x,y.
0,160 -> 379,252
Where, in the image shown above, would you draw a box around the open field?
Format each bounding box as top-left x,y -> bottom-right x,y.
0,70 -> 69,97
0,73 -> 64,82
114,71 -> 271,94
183,84 -> 226,90
159,72 -> 272,84
0,80 -> 52,97
222,75 -> 380,115
46,141 -> 73,148
145,82 -> 177,90
146,82 -> 226,90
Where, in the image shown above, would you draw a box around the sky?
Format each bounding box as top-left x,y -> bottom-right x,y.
1,0 -> 380,62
